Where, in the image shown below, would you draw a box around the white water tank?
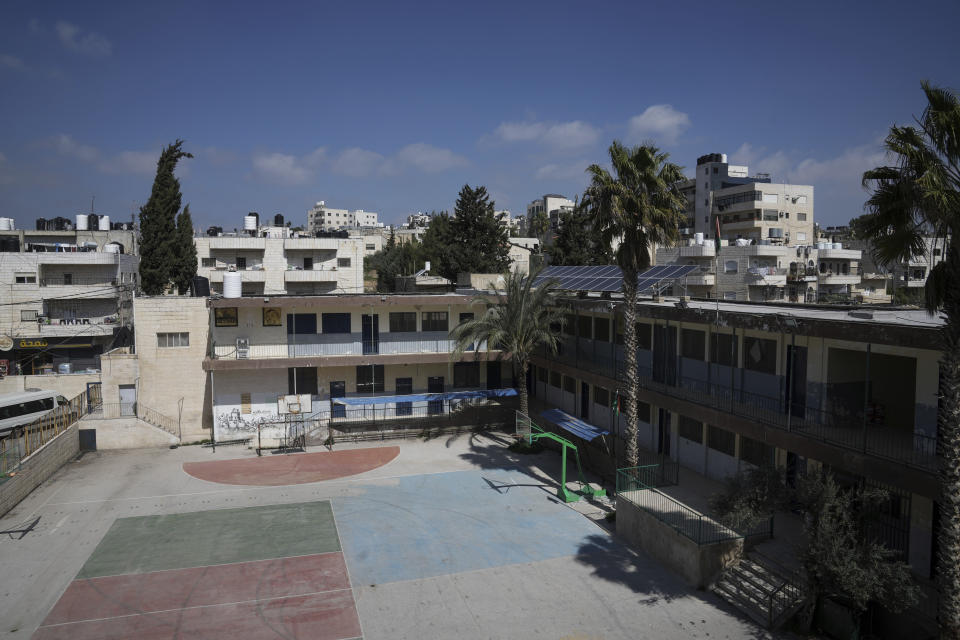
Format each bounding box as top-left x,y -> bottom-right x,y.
223,271 -> 242,298
694,232 -> 704,245
0,217 -> 13,231
104,243 -> 121,254
243,215 -> 257,231
98,215 -> 110,231
76,214 -> 89,230
833,242 -> 842,250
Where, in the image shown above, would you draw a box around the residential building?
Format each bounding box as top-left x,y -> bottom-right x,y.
527,194 -> 575,231
202,293 -> 511,445
193,233 -> 363,296
307,201 -> 380,233
507,238 -> 541,275
656,240 -> 863,303
526,281 -> 942,586
0,228 -> 138,375
680,153 -> 814,247
404,212 -> 433,228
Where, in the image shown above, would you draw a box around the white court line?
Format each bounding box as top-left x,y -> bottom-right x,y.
330,500 -> 367,640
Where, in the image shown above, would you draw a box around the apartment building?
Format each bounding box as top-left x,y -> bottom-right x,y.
307,201 -> 380,233
656,240 -> 863,303
681,153 -> 814,247
202,293 -> 511,444
527,194 -> 575,231
525,288 -> 940,581
193,234 -> 364,295
0,229 -> 138,375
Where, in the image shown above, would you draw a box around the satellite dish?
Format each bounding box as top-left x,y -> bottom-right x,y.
0,335 -> 13,351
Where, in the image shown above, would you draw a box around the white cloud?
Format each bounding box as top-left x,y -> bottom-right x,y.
332,148 -> 385,177
52,134 -> 99,162
55,21 -> 112,57
385,143 -> 468,174
492,119 -> 600,150
729,141 -> 887,186
535,161 -> 588,181
98,150 -> 159,176
627,105 -> 691,145
252,153 -> 311,185
0,55 -> 26,71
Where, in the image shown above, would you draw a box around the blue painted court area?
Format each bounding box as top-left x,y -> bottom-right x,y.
333,469 -> 601,586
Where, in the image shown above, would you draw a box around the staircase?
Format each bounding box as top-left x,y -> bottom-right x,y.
711,551 -> 805,630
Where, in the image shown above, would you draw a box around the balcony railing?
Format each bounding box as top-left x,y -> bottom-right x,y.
536,343 -> 938,472
212,331 -> 489,360
39,277 -> 118,286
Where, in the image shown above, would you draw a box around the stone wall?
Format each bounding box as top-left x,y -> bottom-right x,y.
0,424 -> 79,517
616,493 -> 741,589
0,372 -> 100,399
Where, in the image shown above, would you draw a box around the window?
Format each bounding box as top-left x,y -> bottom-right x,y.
681,329 -> 705,360
797,212 -> 807,222
214,307 -> 238,327
795,195 -> 808,205
724,291 -> 738,300
563,314 -> 576,336
303,257 -> 313,270
421,311 -> 448,332
743,337 -> 777,374
797,232 -> 807,241
20,310 -> 38,321
356,365 -> 385,393
454,362 -> 480,388
678,415 -> 703,443
713,167 -> 718,174
157,332 -> 189,348
236,257 -> 247,270
321,313 -> 351,334
724,260 -> 738,274
762,193 -> 778,204
635,323 -> 652,350
708,425 -> 736,456
240,393 -> 252,415
637,401 -> 651,423
563,375 -> 576,394
537,366 -> 548,383
740,435 -> 774,466
63,273 -> 72,285
388,312 -> 416,332
762,209 -> 779,221
594,386 -> 609,407
715,190 -> 762,208
594,317 -> 610,342
710,333 -> 738,366
201,258 -> 216,267
550,370 -> 561,388
578,315 -> 592,339
396,377 -> 413,415
338,257 -> 351,268
288,367 -> 318,395
365,244 -> 376,251
15,273 -> 36,284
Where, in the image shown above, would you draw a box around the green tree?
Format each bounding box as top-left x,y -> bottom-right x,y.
386,227 -> 397,250
529,210 -> 549,239
450,268 -> 563,416
547,207 -> 611,266
860,81 -> 960,637
796,473 -> 919,629
420,212 -> 456,279
583,142 -> 686,467
138,140 -> 193,295
447,185 -> 511,279
709,465 -> 790,532
172,204 -> 197,294
367,240 -> 423,292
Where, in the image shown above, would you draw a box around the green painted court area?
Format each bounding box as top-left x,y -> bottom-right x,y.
78,500 -> 340,579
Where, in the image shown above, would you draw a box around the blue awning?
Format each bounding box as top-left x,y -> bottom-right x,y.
331,388 -> 518,406
540,408 -> 609,441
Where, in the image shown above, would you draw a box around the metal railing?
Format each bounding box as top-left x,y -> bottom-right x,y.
85,402 -> 180,438
39,277 -> 118,286
1,385 -> 101,476
748,551 -> 805,628
213,332 -> 493,360
537,347 -> 938,472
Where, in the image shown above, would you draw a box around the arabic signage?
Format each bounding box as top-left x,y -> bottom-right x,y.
19,339 -> 48,348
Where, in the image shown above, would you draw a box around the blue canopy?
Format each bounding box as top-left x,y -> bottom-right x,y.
331,388 -> 517,406
540,408 -> 609,441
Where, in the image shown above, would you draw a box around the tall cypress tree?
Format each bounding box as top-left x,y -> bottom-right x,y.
139,140 -> 192,295
449,184 -> 510,278
173,204 -> 198,294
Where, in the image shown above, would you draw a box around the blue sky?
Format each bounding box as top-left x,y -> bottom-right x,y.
1,0 -> 958,230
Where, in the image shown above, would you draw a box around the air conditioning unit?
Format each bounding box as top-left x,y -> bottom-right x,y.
236,338 -> 249,359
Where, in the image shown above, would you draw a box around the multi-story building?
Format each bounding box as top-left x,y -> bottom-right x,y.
193,233 -> 364,296
307,201 -> 380,233
507,238 -> 541,275
404,212 -> 433,228
527,281 -> 941,588
202,293 -> 512,444
656,241 -> 863,303
527,194 -> 575,231
680,153 -> 814,247
0,228 -> 138,375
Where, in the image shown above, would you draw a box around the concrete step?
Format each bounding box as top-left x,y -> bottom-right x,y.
711,580 -> 771,628
711,554 -> 806,630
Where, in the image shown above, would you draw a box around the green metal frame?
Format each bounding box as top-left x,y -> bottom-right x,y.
525,421 -> 606,503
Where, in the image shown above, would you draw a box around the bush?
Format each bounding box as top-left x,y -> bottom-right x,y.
709,465 -> 790,531
508,438 -> 544,454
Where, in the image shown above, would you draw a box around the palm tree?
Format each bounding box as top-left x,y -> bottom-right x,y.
582,142 -> 686,468
860,81 -> 960,638
449,268 -> 564,417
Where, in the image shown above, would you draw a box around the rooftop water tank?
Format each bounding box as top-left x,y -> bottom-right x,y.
104,243 -> 121,254
98,215 -> 110,231
0,217 -> 14,231
817,242 -> 826,250
243,215 -> 257,231
274,213 -> 284,227
223,271 -> 242,298
833,242 -> 842,250
76,214 -> 89,231
694,232 -> 704,245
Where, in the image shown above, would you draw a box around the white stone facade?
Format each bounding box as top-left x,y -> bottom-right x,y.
307,201 -> 380,233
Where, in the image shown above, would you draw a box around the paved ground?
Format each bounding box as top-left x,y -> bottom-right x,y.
0,431 -> 781,639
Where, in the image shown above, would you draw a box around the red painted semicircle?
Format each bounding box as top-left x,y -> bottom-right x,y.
182,446 -> 400,486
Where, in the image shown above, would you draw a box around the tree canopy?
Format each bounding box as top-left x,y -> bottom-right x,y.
546,207 -> 611,266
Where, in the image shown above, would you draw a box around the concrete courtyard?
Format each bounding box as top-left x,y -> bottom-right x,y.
0,431 -> 783,639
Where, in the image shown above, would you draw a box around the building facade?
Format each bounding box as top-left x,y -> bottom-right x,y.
0,230 -> 138,375
527,194 -> 575,231
193,235 -> 364,296
307,201 -> 380,233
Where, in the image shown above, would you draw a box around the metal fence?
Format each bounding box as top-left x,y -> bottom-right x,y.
0,385 -> 101,477
85,402 -> 180,438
